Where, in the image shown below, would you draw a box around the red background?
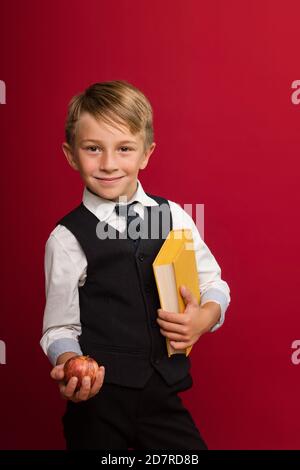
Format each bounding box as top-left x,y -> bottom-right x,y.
1,0 -> 300,450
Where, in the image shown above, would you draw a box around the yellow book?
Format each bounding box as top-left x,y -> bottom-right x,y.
152,228 -> 200,357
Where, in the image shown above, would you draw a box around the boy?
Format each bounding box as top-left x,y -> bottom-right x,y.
40,80 -> 230,450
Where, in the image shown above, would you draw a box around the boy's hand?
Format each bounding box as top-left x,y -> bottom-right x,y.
157,285 -> 221,350
50,354 -> 105,403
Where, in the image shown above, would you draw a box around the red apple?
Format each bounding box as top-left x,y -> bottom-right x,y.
63,355 -> 99,391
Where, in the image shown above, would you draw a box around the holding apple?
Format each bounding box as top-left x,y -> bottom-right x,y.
64,355 -> 99,391
50,353 -> 105,403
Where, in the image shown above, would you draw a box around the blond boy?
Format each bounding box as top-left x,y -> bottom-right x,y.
41,80 -> 230,449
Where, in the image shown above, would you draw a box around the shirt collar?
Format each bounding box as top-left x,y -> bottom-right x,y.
82,179 -> 158,221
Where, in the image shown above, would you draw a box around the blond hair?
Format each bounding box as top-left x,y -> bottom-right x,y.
65,80 -> 154,151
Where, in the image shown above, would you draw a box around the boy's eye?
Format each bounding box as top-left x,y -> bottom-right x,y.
86,146 -> 100,152
85,146 -> 132,152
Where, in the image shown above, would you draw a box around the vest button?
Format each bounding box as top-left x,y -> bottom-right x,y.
138,254 -> 145,261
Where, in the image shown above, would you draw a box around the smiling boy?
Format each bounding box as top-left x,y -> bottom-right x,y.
41,80 -> 230,449
63,111 -> 155,203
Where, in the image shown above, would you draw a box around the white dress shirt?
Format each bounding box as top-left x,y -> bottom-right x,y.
40,180 -> 231,366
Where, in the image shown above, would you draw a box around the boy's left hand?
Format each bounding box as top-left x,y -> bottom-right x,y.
156,285 -> 221,350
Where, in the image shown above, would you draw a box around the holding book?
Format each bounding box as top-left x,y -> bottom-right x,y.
153,228 -> 201,357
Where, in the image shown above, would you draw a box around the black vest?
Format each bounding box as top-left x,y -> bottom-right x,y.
56,193 -> 191,388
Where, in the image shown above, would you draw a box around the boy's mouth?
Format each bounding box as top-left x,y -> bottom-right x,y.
95,176 -> 124,182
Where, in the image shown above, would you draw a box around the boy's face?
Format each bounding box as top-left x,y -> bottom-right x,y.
62,112 -> 156,202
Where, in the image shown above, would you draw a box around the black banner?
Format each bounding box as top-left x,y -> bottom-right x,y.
0,450 -> 300,466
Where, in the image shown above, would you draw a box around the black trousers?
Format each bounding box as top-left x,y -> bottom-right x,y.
62,369 -> 208,450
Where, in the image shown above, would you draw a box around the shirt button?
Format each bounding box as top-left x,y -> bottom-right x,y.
138,254 -> 144,261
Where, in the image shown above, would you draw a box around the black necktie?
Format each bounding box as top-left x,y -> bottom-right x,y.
115,201 -> 142,248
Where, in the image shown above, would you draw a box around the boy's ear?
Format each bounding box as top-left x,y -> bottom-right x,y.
62,142 -> 79,171
139,142 -> 156,170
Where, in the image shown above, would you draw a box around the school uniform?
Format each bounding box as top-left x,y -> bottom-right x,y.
40,180 -> 230,450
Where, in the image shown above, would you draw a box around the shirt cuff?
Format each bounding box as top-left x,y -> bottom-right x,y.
200,288 -> 229,332
47,338 -> 83,366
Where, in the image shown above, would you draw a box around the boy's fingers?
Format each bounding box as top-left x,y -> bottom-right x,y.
61,377 -> 78,399
50,364 -> 64,381
180,285 -> 198,306
57,367 -> 105,402
76,376 -> 91,401
90,367 -> 105,396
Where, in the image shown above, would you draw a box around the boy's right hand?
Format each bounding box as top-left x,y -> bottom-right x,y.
50,354 -> 105,403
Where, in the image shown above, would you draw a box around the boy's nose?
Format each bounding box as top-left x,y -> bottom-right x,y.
99,151 -> 118,171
